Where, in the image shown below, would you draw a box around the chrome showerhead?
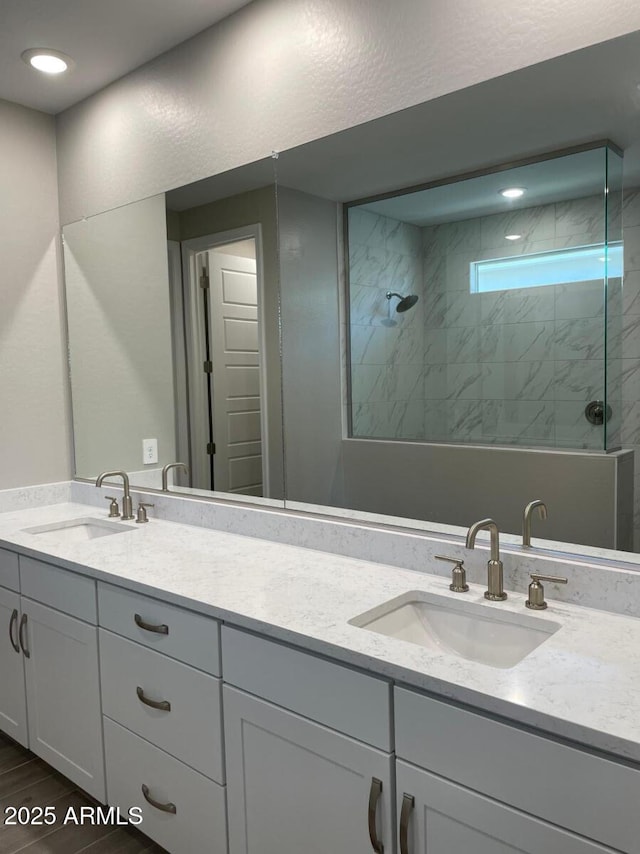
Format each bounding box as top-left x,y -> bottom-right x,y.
386,291 -> 419,313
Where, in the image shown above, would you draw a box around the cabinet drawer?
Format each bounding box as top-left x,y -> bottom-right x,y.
104,718 -> 227,854
100,630 -> 223,783
0,549 -> 19,592
98,582 -> 220,675
222,626 -> 392,750
395,687 -> 640,854
20,556 -> 96,623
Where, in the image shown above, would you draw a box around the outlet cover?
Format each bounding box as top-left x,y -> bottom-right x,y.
142,438 -> 158,465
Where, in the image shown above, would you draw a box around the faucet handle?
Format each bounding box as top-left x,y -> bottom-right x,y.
135,502 -> 155,524
435,555 -> 469,593
104,496 -> 120,518
526,573 -> 568,610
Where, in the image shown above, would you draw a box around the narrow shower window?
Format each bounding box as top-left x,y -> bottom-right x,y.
471,242 -> 623,294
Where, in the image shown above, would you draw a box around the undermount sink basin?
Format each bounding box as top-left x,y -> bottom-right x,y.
22,517 -> 134,544
350,590 -> 560,669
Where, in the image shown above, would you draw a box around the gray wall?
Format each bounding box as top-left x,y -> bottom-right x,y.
342,440 -> 632,550
279,187 -> 344,506
0,99 -> 72,489
63,195 -> 176,480
55,0 -> 640,224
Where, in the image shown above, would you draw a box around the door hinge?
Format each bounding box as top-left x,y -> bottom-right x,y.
200,270 -> 210,290
203,360 -> 213,373
207,442 -> 216,455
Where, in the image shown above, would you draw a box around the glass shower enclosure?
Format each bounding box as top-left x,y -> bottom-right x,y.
346,142 -> 623,452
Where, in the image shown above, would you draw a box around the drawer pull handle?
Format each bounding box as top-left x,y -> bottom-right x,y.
399,793 -> 414,854
19,614 -> 30,658
368,777 -> 384,853
134,613 -> 169,635
8,609 -> 20,654
141,784 -> 176,814
136,686 -> 171,712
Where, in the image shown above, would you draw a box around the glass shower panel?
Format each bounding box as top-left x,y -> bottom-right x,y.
604,145 -> 624,451
347,145 -> 613,451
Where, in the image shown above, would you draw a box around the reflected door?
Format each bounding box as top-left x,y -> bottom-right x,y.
206,250 -> 263,496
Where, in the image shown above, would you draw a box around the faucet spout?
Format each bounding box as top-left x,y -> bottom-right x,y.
465,517 -> 507,601
522,500 -> 548,548
161,462 -> 189,492
95,470 -> 134,520
465,518 -> 500,562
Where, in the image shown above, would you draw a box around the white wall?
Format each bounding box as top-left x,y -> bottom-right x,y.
56,0 -> 640,224
63,195 -> 176,480
0,99 -> 71,488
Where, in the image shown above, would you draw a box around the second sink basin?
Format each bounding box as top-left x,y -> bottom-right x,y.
350,590 -> 560,669
22,517 -> 134,544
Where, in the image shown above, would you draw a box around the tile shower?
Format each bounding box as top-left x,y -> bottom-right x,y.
348,176 -> 640,545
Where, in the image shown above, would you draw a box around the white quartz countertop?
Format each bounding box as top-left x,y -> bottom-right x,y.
2,501 -> 639,763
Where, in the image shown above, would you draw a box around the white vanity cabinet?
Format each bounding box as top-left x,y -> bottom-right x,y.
22,597 -> 105,801
395,761 -> 615,854
222,627 -> 394,854
98,582 -> 227,854
15,555 -> 105,802
394,688 -> 638,854
0,583 -> 28,747
0,552 -> 105,799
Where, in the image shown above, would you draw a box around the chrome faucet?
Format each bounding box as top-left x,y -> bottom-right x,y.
161,462 -> 189,492
465,518 -> 507,601
522,500 -> 548,548
96,471 -> 134,520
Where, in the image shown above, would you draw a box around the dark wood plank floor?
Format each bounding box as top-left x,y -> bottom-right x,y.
0,731 -> 165,854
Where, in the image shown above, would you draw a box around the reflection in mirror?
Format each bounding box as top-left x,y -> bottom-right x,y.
347,146 -> 618,453
64,162 -> 284,504
275,31 -> 640,555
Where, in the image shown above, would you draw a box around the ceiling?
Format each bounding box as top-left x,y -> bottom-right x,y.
0,0 -> 253,114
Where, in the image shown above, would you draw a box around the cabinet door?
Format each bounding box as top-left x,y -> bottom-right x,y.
22,598 -> 105,802
224,686 -> 394,854
396,760 -> 615,854
0,587 -> 28,747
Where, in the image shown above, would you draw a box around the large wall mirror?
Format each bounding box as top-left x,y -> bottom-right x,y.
63,159 -> 284,504
275,29 -> 640,556
64,28 -> 640,561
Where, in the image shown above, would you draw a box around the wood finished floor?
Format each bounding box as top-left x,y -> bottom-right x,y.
0,731 -> 165,854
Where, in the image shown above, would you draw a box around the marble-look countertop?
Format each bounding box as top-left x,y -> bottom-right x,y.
2,501 -> 639,763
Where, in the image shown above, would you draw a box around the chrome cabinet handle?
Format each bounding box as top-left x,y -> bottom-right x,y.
19,613 -> 30,658
399,793 -> 414,854
8,609 -> 20,653
368,777 -> 384,853
141,783 -> 176,814
134,613 -> 169,635
136,686 -> 171,712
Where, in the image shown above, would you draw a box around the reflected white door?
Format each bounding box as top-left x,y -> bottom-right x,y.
208,251 -> 263,496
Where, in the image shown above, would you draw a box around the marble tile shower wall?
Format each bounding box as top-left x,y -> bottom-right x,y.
421,195 -> 615,449
349,209 -> 425,438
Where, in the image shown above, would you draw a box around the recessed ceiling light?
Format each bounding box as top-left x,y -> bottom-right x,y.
505,234 -> 522,241
21,48 -> 74,75
499,187 -> 526,199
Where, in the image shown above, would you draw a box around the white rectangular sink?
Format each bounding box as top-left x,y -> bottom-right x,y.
22,517 -> 134,544
350,590 -> 560,669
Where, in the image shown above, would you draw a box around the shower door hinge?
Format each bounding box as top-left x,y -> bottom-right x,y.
200,271 -> 210,290
203,360 -> 213,373
207,442 -> 216,455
